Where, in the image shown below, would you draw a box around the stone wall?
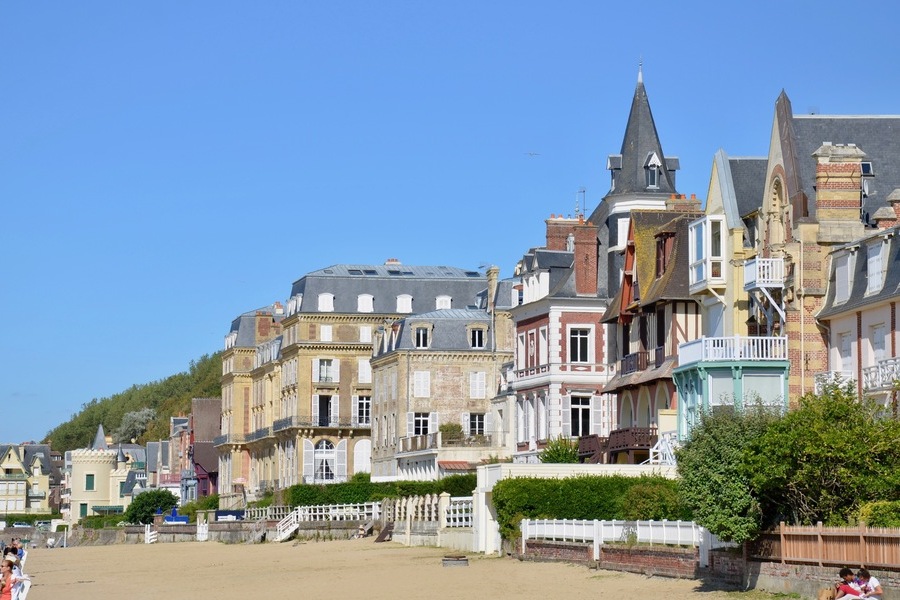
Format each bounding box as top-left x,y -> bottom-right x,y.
522,541 -> 702,579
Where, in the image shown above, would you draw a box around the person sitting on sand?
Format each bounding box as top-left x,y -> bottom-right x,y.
857,569 -> 883,600
836,567 -> 864,600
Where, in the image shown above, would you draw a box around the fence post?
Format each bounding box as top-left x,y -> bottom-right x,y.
780,521 -> 786,564
859,521 -> 867,567
438,492 -> 450,529
817,521 -> 823,567
521,519 -> 529,555
593,520 -> 601,562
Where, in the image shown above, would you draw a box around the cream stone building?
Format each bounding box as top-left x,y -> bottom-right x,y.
0,443 -> 55,516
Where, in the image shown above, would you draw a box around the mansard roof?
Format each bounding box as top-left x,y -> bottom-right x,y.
818,223 -> 900,319
515,248 -> 583,299
289,263 -> 488,314
387,308 -> 499,352
228,303 -> 285,348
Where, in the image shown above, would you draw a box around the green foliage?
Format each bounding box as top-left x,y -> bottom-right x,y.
81,514 -> 127,529
283,474 -> 477,507
178,494 -> 220,522
124,489 -> 178,525
491,475 -> 683,540
743,380 -> 900,526
439,422 -> 464,441
676,404 -> 777,543
43,353 -> 222,451
858,501 -> 900,527
620,480 -> 690,521
538,436 -> 579,463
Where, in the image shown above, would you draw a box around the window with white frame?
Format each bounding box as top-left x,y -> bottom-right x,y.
357,294 -> 374,313
468,412 -> 486,435
834,253 -> 851,304
317,293 -> 335,312
359,325 -> 372,343
413,371 -> 431,397
314,439 -> 335,481
569,328 -> 591,363
469,371 -> 486,398
570,396 -> 591,436
413,412 -> 430,435
436,295 -> 452,310
355,395 -> 371,426
872,324 -> 886,364
320,325 -> 332,342
839,332 -> 853,374
396,294 -> 413,313
645,152 -> 662,189
414,326 -> 429,348
318,359 -> 335,382
688,215 -> 725,286
470,327 -> 485,349
866,241 -> 885,294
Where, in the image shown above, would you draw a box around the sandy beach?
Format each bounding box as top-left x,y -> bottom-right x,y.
19,538 -> 763,600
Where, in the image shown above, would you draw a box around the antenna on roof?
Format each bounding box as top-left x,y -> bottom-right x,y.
576,187 -> 585,217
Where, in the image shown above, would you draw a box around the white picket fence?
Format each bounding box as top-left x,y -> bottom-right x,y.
520,519 -> 734,567
196,523 -> 209,542
144,524 -> 158,544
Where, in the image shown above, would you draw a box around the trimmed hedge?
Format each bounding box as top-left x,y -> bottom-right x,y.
491,474 -> 689,540
282,473 -> 477,507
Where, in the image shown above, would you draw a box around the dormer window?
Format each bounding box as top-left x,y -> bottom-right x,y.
414,325 -> 431,349
866,240 -> 886,295
469,326 -> 486,349
645,152 -> 662,189
655,232 -> 675,279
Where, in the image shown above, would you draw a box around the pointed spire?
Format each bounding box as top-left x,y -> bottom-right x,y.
92,424 -> 108,450
117,445 -> 127,464
638,57 -> 643,84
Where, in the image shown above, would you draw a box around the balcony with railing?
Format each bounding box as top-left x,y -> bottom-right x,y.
398,431 -> 494,455
862,357 -> 900,392
245,426 -> 273,443
744,257 -> 785,290
213,433 -> 246,447
606,427 -> 658,463
815,370 -> 855,394
677,336 -> 788,368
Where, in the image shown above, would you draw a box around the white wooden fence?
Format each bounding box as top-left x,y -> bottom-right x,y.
520,519 -> 734,567
381,494 -> 473,529
144,524 -> 158,544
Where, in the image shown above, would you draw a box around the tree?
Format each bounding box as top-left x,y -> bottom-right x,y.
743,381 -> 900,526
538,436 -> 579,463
124,489 -> 178,525
113,408 -> 156,443
675,404 -> 777,543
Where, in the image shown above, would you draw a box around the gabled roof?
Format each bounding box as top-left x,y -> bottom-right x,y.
192,441 -> 218,474
775,91 -> 900,224
729,156 -> 768,220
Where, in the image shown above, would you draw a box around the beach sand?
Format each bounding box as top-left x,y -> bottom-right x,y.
22,539 -> 749,600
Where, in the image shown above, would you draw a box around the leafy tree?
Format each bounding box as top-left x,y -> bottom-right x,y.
124,489 -> 178,525
743,381 -> 900,526
538,435 -> 579,463
675,404 -> 777,543
113,408 -> 156,443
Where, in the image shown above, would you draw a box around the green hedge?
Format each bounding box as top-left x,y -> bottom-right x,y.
858,500 -> 900,527
491,475 -> 690,540
281,473 -> 477,507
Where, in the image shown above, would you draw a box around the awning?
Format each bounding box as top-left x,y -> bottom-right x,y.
438,461 -> 474,471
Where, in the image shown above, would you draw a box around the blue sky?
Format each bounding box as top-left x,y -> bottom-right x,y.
3,2 -> 899,444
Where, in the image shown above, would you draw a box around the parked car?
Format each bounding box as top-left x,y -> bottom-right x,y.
12,522 -> 30,528
35,521 -> 51,531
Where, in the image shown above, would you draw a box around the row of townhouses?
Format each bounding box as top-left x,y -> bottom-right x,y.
55,72 -> 900,518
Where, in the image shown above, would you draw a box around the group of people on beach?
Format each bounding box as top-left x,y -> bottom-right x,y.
836,568 -> 884,600
0,539 -> 28,600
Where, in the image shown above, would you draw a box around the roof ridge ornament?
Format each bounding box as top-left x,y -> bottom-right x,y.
638,57 -> 643,84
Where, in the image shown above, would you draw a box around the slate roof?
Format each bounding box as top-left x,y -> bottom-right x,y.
191,398 -> 222,442
289,263 -> 489,314
729,157 -> 768,219
605,76 -> 679,197
515,248 -> 582,299
386,308 -> 499,352
228,303 -> 284,348
817,223 -> 900,319
779,92 -> 900,223
22,444 -> 54,476
192,441 -> 218,475
146,441 -> 169,472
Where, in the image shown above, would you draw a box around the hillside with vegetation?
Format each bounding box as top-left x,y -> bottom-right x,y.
43,352 -> 222,453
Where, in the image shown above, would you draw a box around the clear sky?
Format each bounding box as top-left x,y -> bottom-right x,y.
3,2 -> 899,444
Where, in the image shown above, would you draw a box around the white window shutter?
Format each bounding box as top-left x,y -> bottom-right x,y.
485,412 -> 494,436
406,412 -> 414,436
312,395 -> 320,424
336,440 -> 347,479
592,396 -> 602,435
331,394 -> 340,425
429,412 -> 438,434
351,395 -> 359,426
311,358 -> 319,382
562,396 -> 571,437
461,412 -> 470,435
333,359 -> 340,382
303,439 -> 314,479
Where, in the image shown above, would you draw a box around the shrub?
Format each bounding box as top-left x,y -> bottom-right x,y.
858,501 -> 900,527
538,436 -> 579,463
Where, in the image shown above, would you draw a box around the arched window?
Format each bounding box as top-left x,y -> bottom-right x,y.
314,439 -> 335,481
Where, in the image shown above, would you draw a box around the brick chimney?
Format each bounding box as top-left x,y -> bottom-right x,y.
814,142 -> 867,243
545,214 -> 575,250
573,216 -> 600,295
665,193 -> 702,212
